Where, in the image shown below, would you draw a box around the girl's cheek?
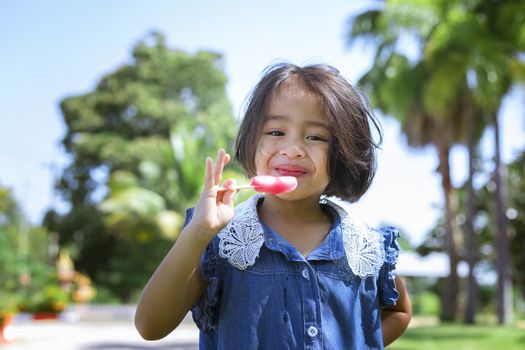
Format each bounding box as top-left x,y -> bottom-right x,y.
254,142 -> 274,173
253,146 -> 264,170
259,136 -> 279,150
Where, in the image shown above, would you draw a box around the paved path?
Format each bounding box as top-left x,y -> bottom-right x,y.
2,318 -> 199,350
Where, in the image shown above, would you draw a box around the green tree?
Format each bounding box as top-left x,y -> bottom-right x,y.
347,0 -> 525,323
423,0 -> 525,323
462,0 -> 525,324
421,147 -> 525,318
0,184 -> 25,299
46,32 -> 239,301
419,1 -> 492,323
347,1 -> 469,321
507,152 -> 525,302
0,183 -> 55,314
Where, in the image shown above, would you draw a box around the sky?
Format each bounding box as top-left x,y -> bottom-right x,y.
1,0 -> 524,246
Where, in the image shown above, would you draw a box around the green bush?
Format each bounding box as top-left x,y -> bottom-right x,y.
390,324 -> 525,350
90,286 -> 121,304
17,264 -> 70,314
26,285 -> 69,313
405,277 -> 441,316
418,291 -> 440,315
0,291 -> 18,323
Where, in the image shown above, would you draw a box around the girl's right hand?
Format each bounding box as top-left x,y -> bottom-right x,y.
187,149 -> 237,243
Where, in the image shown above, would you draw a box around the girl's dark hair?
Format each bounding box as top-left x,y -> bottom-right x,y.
235,62 -> 383,202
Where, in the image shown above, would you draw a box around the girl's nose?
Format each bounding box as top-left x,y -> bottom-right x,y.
279,139 -> 305,158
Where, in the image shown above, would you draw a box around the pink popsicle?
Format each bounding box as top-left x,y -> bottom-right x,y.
217,175 -> 298,194
250,175 -> 297,194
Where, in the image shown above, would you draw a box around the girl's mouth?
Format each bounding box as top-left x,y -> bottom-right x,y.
275,166 -> 308,177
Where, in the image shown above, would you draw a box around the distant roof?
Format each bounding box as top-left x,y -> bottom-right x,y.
396,251 -> 496,284
397,251 -> 449,277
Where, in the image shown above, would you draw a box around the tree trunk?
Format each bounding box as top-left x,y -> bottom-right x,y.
438,145 -> 460,322
493,112 -> 513,324
464,108 -> 477,324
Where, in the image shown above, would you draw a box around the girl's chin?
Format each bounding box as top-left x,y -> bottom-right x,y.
269,190 -> 325,201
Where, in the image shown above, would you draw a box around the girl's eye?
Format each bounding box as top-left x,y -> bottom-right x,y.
306,135 -> 328,141
266,130 -> 284,136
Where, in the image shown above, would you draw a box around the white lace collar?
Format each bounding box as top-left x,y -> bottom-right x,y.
217,195 -> 384,278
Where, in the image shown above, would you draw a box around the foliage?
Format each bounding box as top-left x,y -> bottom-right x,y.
463,150 -> 525,302
16,263 -> 69,313
416,291 -> 441,316
0,185 -> 24,291
46,32 -> 241,301
0,186 -> 58,315
0,291 -> 18,323
99,169 -> 183,240
418,148 -> 525,309
347,0 -> 525,322
22,285 -> 69,313
405,276 -> 441,316
508,152 -> 525,300
89,286 -> 121,304
347,0 -> 471,321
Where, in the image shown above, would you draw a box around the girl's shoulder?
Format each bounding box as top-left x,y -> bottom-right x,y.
204,195 -> 400,278
321,196 -> 400,278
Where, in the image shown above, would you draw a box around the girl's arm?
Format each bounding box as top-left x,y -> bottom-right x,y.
134,149 -> 237,340
381,275 -> 412,347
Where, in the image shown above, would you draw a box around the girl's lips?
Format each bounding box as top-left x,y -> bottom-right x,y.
275,165 -> 308,177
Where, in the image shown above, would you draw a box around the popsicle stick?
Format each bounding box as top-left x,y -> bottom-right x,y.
216,184 -> 254,191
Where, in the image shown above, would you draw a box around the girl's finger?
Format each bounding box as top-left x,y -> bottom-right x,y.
212,149 -> 222,185
221,178 -> 237,207
214,149 -> 229,185
203,156 -> 214,190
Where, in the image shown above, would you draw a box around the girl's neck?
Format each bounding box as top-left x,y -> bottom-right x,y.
258,195 -> 326,223
257,194 -> 333,257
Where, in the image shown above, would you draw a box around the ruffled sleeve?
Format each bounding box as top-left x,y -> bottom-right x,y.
183,208 -> 221,332
378,226 -> 401,306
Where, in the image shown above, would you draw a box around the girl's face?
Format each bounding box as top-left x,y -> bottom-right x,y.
255,82 -> 331,199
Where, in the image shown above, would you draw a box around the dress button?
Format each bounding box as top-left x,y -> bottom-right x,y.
307,326 -> 319,338
301,268 -> 309,279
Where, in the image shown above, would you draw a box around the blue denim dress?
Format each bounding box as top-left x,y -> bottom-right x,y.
186,195 -> 400,350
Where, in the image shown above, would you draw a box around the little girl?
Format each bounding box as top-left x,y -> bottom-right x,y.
135,63 -> 412,349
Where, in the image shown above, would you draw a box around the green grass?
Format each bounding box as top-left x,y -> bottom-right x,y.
389,323 -> 525,350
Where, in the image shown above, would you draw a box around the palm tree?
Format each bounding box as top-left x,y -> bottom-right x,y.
348,0 -> 525,324
99,169 -> 183,240
348,14 -> 464,321
347,1 -> 490,321
421,7 -> 489,324
454,0 -> 525,324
